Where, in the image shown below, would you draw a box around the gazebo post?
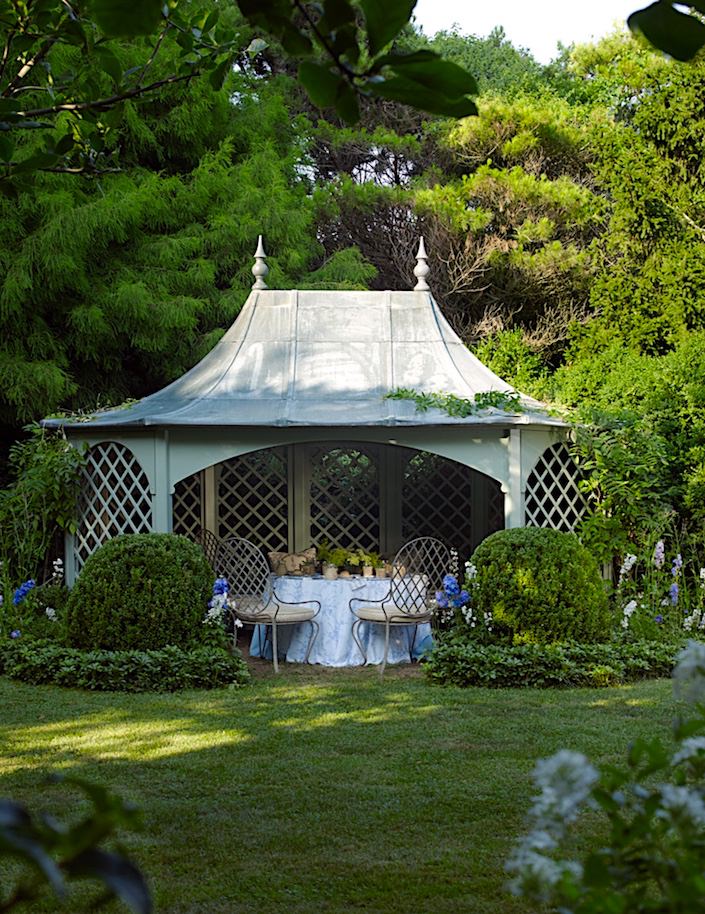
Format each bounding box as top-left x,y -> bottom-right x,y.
504,428 -> 524,528
152,430 -> 173,533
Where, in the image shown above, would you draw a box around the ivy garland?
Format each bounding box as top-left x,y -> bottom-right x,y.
385,387 -> 523,417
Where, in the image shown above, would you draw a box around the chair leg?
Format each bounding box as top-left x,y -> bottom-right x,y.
409,623 -> 419,663
351,618 -> 367,663
380,622 -> 390,678
304,620 -> 319,664
271,623 -> 279,674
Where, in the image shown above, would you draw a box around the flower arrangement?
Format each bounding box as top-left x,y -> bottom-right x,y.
506,640 -> 705,913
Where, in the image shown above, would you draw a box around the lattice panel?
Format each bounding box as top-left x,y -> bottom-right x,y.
309,445 -> 380,551
401,450 -> 474,558
172,471 -> 203,539
525,442 -> 587,531
75,442 -> 152,573
217,449 -> 288,552
488,482 -> 505,535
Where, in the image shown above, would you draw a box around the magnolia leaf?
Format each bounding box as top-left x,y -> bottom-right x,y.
246,37 -> 268,56
368,75 -> 477,118
359,0 -> 416,56
334,79 -> 360,125
94,46 -> 123,83
628,1 -> 705,60
380,51 -> 478,97
208,57 -> 232,90
298,61 -> 341,108
92,0 -> 163,37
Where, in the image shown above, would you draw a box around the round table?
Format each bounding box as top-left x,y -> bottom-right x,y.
249,574 -> 434,667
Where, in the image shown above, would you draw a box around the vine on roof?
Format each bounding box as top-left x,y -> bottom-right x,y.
386,388 -> 523,417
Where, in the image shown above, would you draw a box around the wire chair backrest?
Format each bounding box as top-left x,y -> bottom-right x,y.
215,537 -> 273,616
390,537 -> 452,615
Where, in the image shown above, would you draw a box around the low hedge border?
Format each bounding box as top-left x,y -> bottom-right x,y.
0,639 -> 250,692
424,637 -> 681,688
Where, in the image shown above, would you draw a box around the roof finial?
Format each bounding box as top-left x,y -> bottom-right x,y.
413,236 -> 430,291
252,235 -> 269,290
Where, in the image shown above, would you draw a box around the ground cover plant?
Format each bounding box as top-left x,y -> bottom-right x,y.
0,666 -> 679,914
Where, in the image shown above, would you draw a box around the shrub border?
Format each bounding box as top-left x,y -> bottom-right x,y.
0,639 -> 250,692
424,637 -> 680,688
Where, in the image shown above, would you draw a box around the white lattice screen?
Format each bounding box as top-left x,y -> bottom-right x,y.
173,471 -> 204,538
217,449 -> 289,552
524,442 -> 587,531
74,442 -> 153,573
309,445 -> 380,552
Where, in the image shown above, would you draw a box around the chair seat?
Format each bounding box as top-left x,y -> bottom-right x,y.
353,604 -> 433,624
235,604 -> 317,624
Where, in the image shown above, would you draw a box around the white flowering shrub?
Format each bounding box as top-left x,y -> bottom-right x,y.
507,640 -> 705,912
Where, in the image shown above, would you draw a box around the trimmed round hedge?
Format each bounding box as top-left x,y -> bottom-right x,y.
471,527 -> 609,644
66,533 -> 213,650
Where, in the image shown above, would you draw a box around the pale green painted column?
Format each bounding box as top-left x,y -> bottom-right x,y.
504,428 -> 524,528
152,431 -> 173,533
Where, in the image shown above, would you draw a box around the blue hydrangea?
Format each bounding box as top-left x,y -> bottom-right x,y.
10,630 -> 20,639
442,574 -> 460,596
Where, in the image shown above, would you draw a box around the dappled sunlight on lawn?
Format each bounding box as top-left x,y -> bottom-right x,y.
0,713 -> 253,772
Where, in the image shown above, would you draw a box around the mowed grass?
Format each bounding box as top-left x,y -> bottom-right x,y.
0,663 -> 679,914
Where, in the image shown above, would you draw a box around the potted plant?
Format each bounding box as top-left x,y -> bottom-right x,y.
359,551 -> 383,577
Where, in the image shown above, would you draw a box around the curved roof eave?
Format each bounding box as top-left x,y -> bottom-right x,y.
42,289 -> 567,432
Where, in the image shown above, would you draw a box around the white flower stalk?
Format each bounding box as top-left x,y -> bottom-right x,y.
530,750 -> 599,829
673,640 -> 705,704
672,736 -> 705,766
658,784 -> 705,830
44,607 -> 57,621
506,829 -> 582,901
618,553 -> 637,584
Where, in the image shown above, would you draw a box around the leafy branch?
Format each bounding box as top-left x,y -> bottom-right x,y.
0,775 -> 150,913
386,387 -> 523,417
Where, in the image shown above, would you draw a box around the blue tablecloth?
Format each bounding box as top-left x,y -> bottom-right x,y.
250,575 -> 433,667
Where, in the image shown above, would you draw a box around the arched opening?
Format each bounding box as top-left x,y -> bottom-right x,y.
173,442 -> 504,560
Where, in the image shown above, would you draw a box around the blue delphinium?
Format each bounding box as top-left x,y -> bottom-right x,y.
436,574 -> 470,610
12,579 -> 35,606
10,630 -> 20,639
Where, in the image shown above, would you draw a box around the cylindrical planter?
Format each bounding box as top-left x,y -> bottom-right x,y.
322,564 -> 338,580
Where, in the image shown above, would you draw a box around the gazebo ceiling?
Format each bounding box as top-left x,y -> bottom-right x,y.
44,287 -> 564,430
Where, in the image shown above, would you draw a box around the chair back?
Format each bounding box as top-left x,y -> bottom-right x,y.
215,537 -> 273,616
390,537 -> 452,616
196,528 -> 220,571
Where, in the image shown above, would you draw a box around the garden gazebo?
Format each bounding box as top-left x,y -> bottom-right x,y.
44,239 -> 584,585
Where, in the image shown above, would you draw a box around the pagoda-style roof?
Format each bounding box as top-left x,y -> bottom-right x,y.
44,288 -> 564,430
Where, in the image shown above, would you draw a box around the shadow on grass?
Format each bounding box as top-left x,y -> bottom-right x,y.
0,670 -> 678,914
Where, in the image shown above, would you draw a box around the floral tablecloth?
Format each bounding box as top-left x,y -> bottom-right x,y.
249,574 -> 433,667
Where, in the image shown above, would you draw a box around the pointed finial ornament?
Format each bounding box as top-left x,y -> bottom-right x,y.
252,235 -> 269,290
413,236 -> 430,291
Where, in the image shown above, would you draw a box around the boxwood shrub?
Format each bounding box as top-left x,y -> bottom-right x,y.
66,533 -> 213,650
0,638 -> 250,692
471,527 -> 609,644
424,635 -> 679,688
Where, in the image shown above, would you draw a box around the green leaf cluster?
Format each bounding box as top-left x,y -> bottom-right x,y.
0,774 -> 151,912
425,636 -> 678,688
0,637 -> 249,692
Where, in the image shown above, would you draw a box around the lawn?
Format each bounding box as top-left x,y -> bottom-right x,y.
0,664 -> 679,914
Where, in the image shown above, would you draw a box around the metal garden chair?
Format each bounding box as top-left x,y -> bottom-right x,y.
215,536 -> 320,673
349,536 -> 451,675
